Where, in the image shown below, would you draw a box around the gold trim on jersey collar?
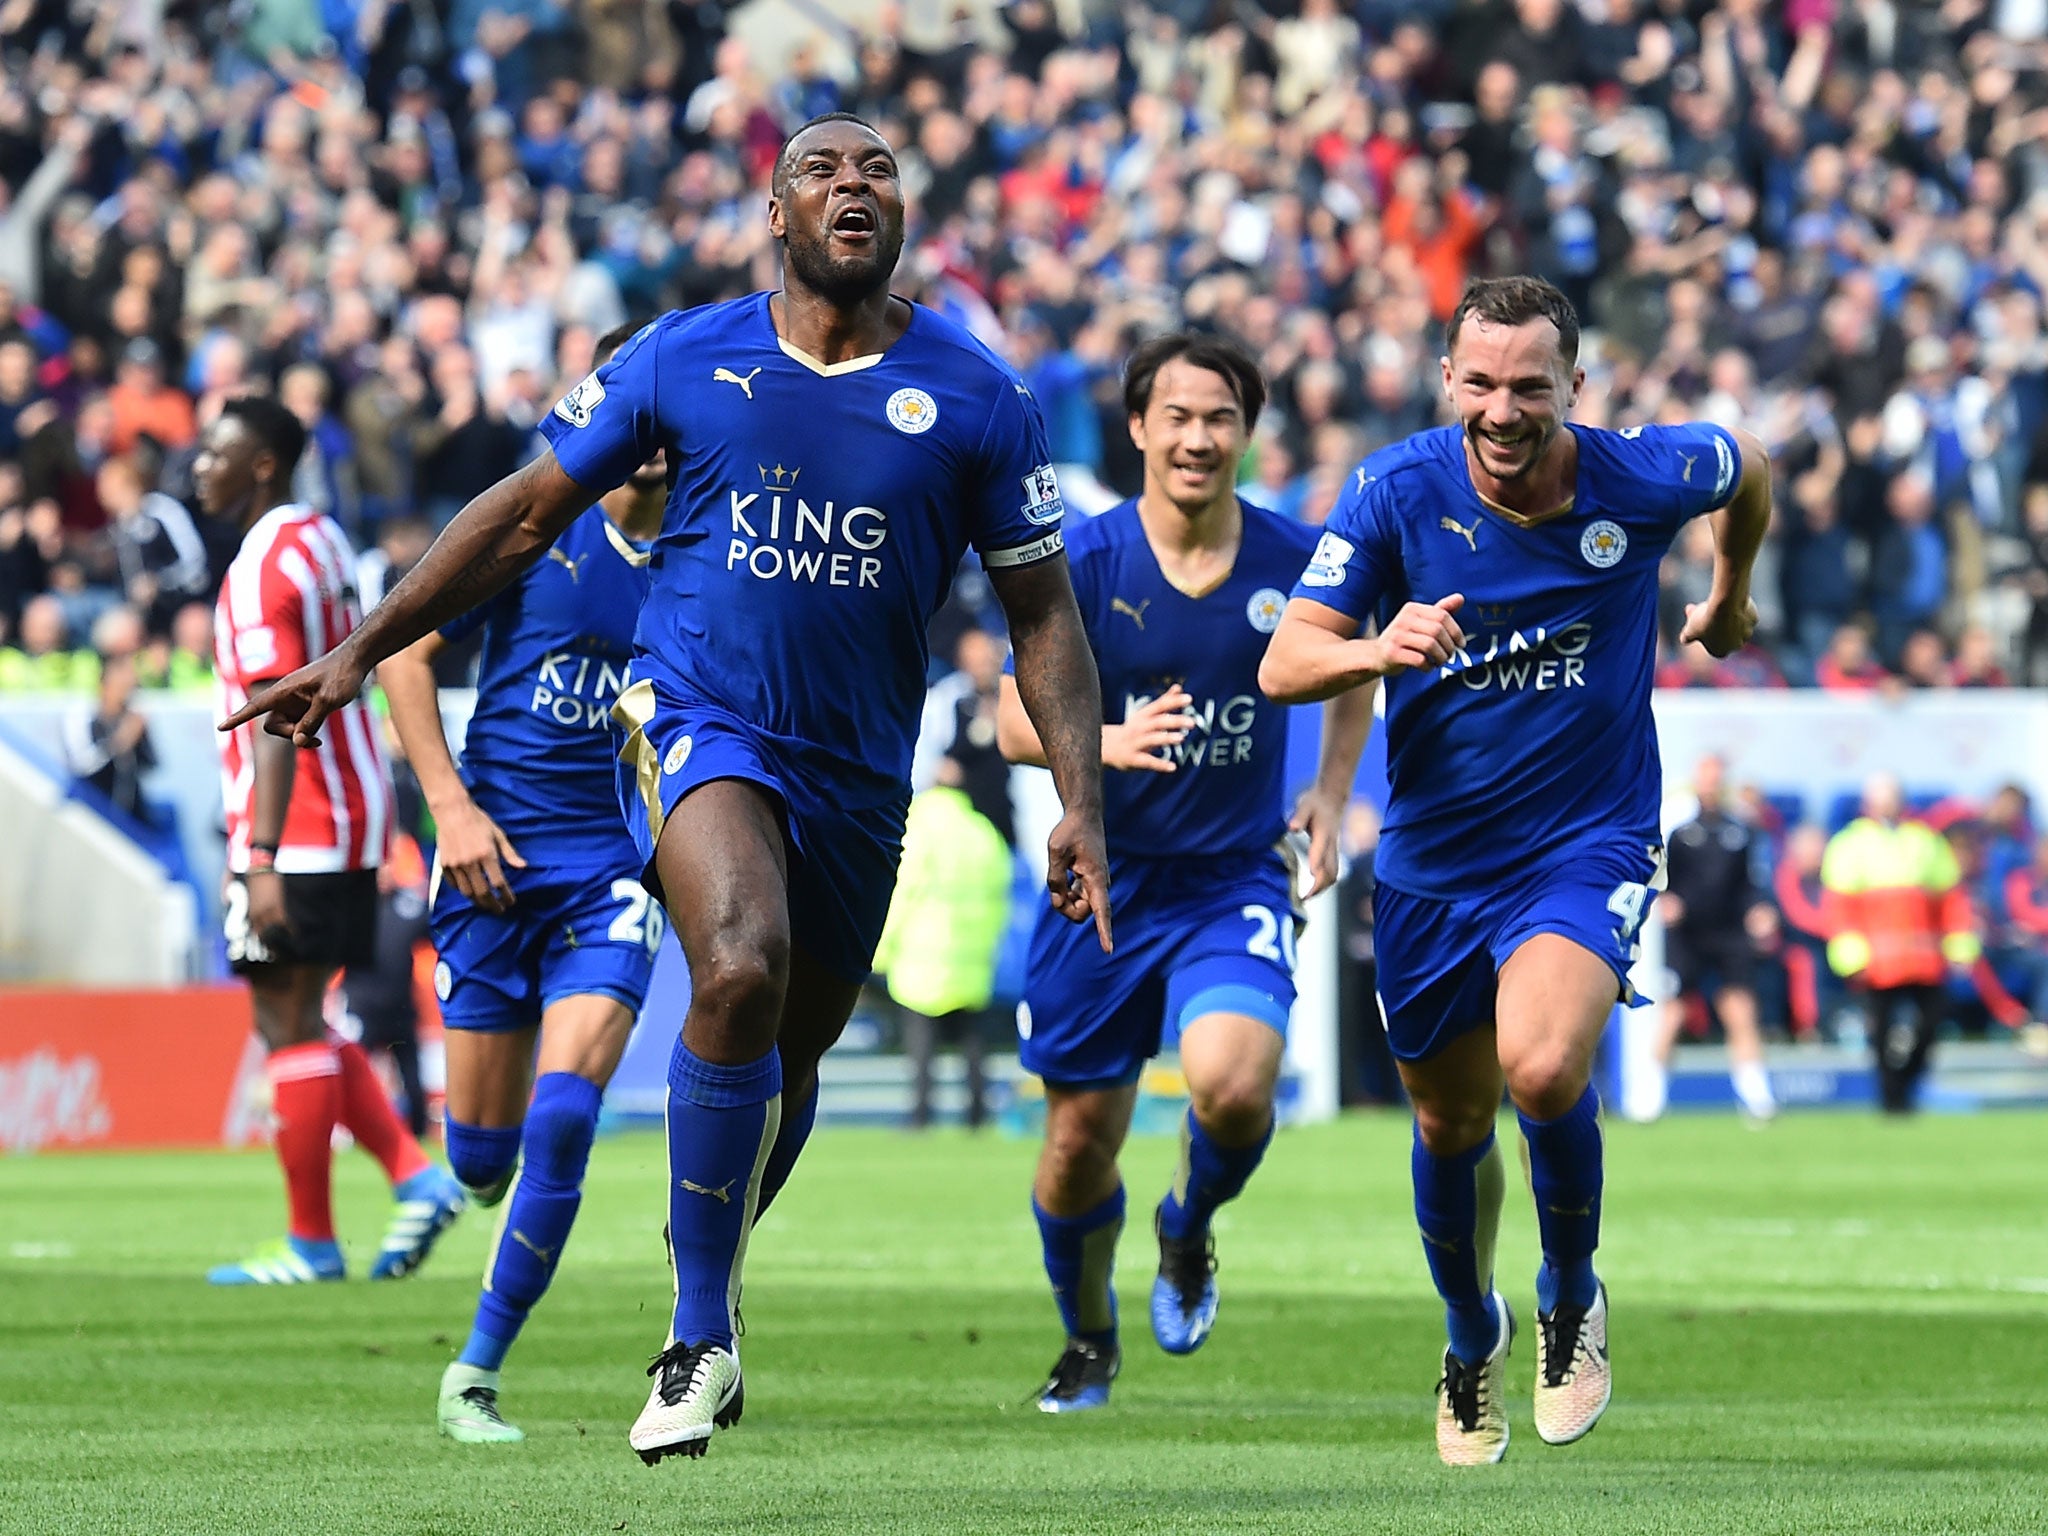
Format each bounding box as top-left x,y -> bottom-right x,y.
599,517 -> 652,567
1160,567 -> 1233,600
776,337 -> 885,376
1472,488 -> 1577,528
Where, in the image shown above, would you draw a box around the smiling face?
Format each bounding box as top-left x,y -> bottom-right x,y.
1131,356 -> 1248,518
1441,314 -> 1582,486
768,119 -> 906,304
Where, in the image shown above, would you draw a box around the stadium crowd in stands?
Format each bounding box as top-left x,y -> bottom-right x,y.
0,0 -> 2046,698
0,0 -> 2040,1081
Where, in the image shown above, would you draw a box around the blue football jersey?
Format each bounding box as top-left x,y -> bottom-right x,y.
1027,498 -> 1321,863
443,505 -> 651,864
1293,422 -> 1741,899
536,295 -> 1066,810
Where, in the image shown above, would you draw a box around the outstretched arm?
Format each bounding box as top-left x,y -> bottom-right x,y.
221,453 -> 598,746
988,554 -> 1113,951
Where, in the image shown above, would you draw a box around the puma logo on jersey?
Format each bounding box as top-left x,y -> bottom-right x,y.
1111,597 -> 1151,630
1680,452 -> 1697,484
511,1230 -> 558,1267
714,366 -> 762,399
1439,515 -> 1479,552
548,548 -> 588,583
680,1178 -> 736,1204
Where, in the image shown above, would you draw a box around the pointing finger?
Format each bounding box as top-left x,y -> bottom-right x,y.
1089,875 -> 1114,953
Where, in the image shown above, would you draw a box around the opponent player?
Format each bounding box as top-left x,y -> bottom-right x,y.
204,395 -> 466,1285
220,113 -> 1110,1462
1260,277 -> 1771,1464
997,334 -> 1371,1411
380,323 -> 665,1443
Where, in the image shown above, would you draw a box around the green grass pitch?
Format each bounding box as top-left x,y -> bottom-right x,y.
3,1112 -> 2044,1535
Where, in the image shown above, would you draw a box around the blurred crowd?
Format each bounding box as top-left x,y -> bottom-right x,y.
4,0 -> 2048,702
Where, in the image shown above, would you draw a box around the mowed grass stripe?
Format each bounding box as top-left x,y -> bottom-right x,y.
1,1114 -> 2043,1534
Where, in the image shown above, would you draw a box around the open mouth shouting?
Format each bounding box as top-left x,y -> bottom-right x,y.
829,202 -> 878,246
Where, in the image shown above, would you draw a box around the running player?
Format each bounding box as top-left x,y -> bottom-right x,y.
998,333 -> 1371,1411
204,395 -> 465,1285
1260,276 -> 1771,1463
219,113 -> 1110,1462
380,323 -> 665,1443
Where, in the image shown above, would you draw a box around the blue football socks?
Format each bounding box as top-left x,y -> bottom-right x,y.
459,1073 -> 601,1371
444,1117 -> 521,1199
1036,1186 -> 1125,1349
1521,1086 -> 1603,1312
1412,1126 -> 1507,1363
664,1038 -> 781,1349
1158,1105 -> 1272,1241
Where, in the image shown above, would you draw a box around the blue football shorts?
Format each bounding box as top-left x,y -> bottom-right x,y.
1371,839 -> 1663,1063
611,671 -> 904,984
1021,847 -> 1300,1090
429,856 -> 660,1033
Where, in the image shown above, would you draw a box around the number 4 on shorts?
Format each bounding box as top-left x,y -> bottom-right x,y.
1606,881 -> 1650,959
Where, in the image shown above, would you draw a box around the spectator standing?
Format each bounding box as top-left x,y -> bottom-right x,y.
97,455 -> 212,634
1823,774 -> 1982,1114
63,648 -> 157,820
1772,823 -> 1835,1042
105,340 -> 196,458
1778,474 -> 1859,670
872,759 -> 1015,1131
1870,471 -> 1948,665
911,626 -> 1016,850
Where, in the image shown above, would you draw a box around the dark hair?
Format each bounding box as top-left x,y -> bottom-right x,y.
1445,276 -> 1581,366
1121,332 -> 1267,431
219,394 -> 307,484
772,112 -> 888,197
596,320 -> 652,363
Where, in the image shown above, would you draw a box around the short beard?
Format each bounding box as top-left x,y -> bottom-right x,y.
1464,418 -> 1556,482
782,225 -> 903,305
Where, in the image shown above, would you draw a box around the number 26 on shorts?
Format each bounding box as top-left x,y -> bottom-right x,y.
1242,905 -> 1298,971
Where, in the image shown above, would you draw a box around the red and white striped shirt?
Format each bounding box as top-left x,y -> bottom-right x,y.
215,504 -> 392,874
